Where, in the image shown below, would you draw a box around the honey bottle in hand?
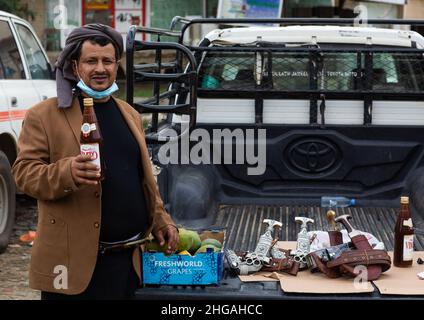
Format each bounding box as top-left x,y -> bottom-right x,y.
80,98 -> 103,179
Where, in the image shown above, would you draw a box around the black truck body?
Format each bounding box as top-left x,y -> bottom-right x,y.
126,18 -> 424,300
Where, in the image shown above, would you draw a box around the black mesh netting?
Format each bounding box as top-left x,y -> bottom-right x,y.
198,50 -> 424,93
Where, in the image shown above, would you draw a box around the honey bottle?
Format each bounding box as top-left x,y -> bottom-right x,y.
393,196 -> 414,267
80,98 -> 103,179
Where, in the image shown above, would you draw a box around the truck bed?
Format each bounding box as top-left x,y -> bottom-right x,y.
215,204 -> 424,251
135,205 -> 424,300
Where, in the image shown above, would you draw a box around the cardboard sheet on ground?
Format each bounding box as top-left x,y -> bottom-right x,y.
239,241 -> 374,294
373,252 -> 424,295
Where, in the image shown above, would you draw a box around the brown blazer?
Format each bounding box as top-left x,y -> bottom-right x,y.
12,96 -> 175,294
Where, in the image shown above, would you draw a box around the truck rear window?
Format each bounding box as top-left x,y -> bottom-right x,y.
198,49 -> 424,93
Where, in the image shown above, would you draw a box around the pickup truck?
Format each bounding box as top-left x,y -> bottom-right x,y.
0,10 -> 56,253
126,17 -> 424,300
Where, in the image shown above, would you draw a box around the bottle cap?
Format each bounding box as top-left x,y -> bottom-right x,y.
401,196 -> 409,204
83,98 -> 94,107
350,199 -> 356,206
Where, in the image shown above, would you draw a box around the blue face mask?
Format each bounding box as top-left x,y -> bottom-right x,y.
77,79 -> 119,100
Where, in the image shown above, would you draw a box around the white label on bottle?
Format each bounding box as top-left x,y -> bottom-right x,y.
403,234 -> 414,261
80,143 -> 101,169
403,218 -> 413,228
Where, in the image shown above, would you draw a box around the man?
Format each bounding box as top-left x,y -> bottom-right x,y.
12,24 -> 179,299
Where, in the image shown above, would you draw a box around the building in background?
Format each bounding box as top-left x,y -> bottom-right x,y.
217,1 -> 423,32
15,0 -> 424,57
283,0 -> 405,19
402,0 -> 424,35
44,0 -> 148,50
19,0 -> 218,52
217,0 -> 283,18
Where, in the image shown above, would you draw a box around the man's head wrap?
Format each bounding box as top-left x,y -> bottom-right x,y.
55,24 -> 123,108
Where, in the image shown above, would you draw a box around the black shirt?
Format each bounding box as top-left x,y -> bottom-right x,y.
79,96 -> 148,242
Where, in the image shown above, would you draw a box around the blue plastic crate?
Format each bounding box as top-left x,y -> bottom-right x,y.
142,230 -> 225,285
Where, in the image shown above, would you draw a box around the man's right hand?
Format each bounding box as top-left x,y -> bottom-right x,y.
71,154 -> 101,186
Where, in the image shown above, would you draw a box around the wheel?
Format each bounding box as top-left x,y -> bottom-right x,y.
0,151 -> 16,253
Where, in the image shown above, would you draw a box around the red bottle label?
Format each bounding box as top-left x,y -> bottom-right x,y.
80,143 -> 101,168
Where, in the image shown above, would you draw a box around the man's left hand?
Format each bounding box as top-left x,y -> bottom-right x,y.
154,225 -> 179,255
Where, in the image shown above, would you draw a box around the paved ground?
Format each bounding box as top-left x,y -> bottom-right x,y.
0,196 -> 39,300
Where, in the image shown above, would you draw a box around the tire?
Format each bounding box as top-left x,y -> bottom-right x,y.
0,151 -> 16,254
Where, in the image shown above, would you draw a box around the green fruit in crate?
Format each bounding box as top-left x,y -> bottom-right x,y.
186,230 -> 201,253
195,244 -> 221,254
145,240 -> 167,252
177,229 -> 194,252
201,238 -> 222,249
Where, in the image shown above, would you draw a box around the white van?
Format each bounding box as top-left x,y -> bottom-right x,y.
0,10 -> 56,252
